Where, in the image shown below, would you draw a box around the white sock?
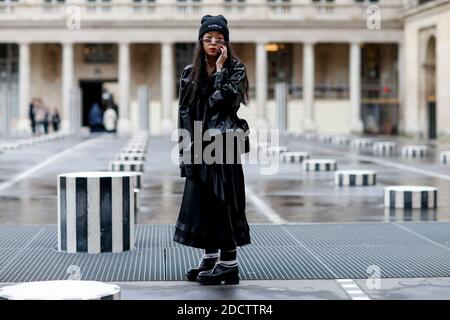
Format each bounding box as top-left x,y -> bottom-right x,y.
203,253 -> 219,259
218,259 -> 238,266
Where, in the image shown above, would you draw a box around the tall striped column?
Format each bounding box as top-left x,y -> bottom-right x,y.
58,172 -> 136,254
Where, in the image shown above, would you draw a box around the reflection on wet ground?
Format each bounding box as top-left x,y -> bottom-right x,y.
0,134 -> 449,225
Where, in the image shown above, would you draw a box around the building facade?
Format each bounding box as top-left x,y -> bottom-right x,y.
0,0 -> 448,138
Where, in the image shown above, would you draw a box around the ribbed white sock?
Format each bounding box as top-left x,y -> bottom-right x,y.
203,253 -> 219,259
218,260 -> 238,266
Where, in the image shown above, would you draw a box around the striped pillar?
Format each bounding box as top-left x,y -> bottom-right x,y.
138,85 -> 150,131
116,153 -> 146,161
373,142 -> 397,156
134,188 -> 140,213
439,151 -> 450,164
109,161 -> 145,173
303,159 -> 337,172
351,138 -> 374,150
317,135 -> 333,143
121,148 -> 146,154
57,172 -> 136,254
332,136 -> 351,146
335,170 -> 377,186
275,82 -> 288,132
384,186 -> 438,209
280,152 -> 310,163
0,281 -> 121,300
267,146 -> 289,156
401,146 -> 431,158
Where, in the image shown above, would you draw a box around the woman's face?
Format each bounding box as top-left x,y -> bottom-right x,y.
202,31 -> 226,58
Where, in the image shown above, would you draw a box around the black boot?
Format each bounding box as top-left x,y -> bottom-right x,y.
197,262 -> 239,285
186,257 -> 218,282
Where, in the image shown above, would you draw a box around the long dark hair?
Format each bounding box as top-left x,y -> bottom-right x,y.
188,40 -> 249,106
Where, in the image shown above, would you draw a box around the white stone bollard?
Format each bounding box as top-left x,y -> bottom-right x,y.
57,172 -> 136,254
335,170 -> 377,186
351,138 -> 374,150
280,152 -> 310,163
0,143 -> 20,150
109,161 -> 145,173
439,151 -> 450,164
303,159 -> 337,172
373,141 -> 397,156
0,281 -> 121,300
401,145 -> 431,158
117,153 -> 146,161
384,186 -> 438,209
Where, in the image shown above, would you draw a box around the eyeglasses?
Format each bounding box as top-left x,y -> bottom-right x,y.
202,38 -> 226,46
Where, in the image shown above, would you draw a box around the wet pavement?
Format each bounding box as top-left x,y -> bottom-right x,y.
0,132 -> 449,299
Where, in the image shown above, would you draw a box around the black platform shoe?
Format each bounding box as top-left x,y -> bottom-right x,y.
197,262 -> 239,285
186,257 -> 218,282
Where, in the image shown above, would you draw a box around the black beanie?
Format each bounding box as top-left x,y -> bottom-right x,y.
198,15 -> 229,43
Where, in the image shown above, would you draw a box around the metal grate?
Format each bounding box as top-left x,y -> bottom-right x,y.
0,223 -> 449,282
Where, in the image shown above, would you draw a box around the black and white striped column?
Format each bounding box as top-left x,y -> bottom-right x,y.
109,161 -> 145,173
335,170 -> 377,186
116,153 -> 146,161
121,148 -> 146,154
384,186 -> 438,209
318,135 -> 333,143
372,142 -> 397,156
267,146 -> 289,155
332,136 -> 351,146
57,172 -> 136,254
401,145 -> 431,158
303,159 -> 337,172
439,151 -> 450,164
280,152 -> 310,163
351,138 -> 374,150
0,281 -> 121,300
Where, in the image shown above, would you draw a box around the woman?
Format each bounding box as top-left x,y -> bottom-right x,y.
173,15 -> 251,285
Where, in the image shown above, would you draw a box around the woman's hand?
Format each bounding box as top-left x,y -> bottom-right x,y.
216,45 -> 228,72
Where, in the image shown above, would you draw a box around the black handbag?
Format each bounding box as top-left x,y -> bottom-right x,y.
235,116 -> 250,154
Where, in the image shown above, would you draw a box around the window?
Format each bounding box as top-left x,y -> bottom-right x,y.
83,44 -> 116,64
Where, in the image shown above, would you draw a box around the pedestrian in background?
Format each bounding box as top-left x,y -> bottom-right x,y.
52,108 -> 61,132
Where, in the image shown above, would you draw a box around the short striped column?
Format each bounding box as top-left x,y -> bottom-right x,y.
116,153 -> 146,161
439,151 -> 450,164
280,152 -> 310,163
401,145 -> 431,158
0,281 -> 121,300
372,142 -> 397,156
0,143 -> 20,150
303,159 -> 337,172
267,146 -> 289,155
121,148 -> 146,154
384,186 -> 438,209
318,135 -> 333,143
57,172 -> 136,254
332,136 -> 351,146
109,161 -> 145,173
351,138 -> 374,150
335,170 -> 377,186
304,133 -> 318,140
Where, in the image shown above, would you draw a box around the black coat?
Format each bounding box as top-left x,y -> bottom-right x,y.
173,59 -> 251,250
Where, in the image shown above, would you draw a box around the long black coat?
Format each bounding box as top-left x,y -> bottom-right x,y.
173,58 -> 251,250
